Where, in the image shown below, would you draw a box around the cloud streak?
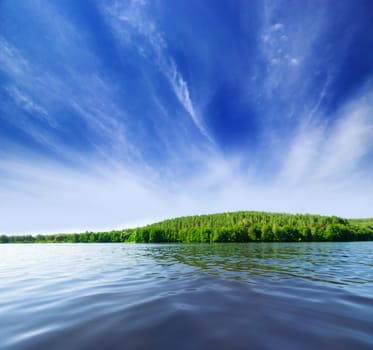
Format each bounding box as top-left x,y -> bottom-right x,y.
102,0 -> 212,141
279,87 -> 373,185
5,86 -> 56,127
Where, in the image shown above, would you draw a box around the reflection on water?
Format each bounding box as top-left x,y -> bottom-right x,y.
168,243 -> 373,286
0,243 -> 372,349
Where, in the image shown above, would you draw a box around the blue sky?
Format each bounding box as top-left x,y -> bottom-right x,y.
1,0 -> 373,234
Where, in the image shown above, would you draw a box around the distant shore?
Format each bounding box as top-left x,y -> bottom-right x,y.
2,211 -> 372,243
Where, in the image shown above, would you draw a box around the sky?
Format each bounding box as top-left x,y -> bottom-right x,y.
1,0 -> 373,234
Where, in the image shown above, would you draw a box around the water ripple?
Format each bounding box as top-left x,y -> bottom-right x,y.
0,242 -> 372,349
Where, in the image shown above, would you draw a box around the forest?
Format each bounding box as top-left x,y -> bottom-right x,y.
1,211 -> 373,244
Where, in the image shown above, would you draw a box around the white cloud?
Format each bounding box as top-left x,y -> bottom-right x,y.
269,23 -> 284,32
1,141 -> 373,235
279,122 -> 324,184
165,61 -> 212,141
0,158 -> 164,234
315,94 -> 373,180
279,89 -> 373,185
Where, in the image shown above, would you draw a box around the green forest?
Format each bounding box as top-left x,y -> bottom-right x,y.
1,211 -> 373,243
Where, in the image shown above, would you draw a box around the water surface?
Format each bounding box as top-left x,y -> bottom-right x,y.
0,243 -> 372,349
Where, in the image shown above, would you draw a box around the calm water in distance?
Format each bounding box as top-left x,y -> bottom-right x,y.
0,242 -> 372,350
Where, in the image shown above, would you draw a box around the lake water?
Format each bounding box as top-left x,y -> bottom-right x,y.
0,242 -> 372,349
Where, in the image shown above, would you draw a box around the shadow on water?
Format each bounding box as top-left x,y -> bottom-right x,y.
0,243 -> 372,350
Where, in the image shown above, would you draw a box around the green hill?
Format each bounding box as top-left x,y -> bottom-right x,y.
131,211 -> 373,243
1,211 -> 373,243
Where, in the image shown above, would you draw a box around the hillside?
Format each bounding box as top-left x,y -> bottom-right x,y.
131,211 -> 373,243
348,218 -> 373,228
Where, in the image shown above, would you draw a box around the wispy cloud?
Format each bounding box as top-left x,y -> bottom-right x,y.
279,88 -> 373,184
166,61 -> 212,142
315,91 -> 373,179
5,86 -> 57,128
102,0 -> 212,142
0,37 -> 30,76
0,6 -> 142,166
258,0 -> 327,110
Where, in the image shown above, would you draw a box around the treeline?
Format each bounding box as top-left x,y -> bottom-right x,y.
0,230 -> 132,244
1,211 -> 373,243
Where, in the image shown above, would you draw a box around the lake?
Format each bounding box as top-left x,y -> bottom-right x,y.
0,242 -> 372,349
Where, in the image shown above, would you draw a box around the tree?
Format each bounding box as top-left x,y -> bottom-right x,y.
0,235 -> 9,243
